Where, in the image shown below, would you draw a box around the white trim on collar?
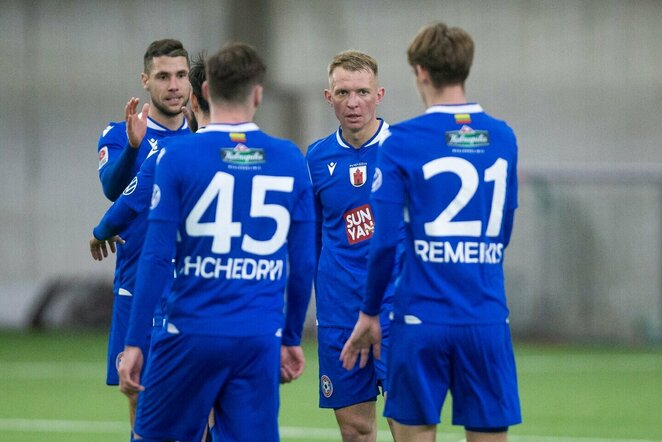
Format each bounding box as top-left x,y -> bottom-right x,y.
144,114 -> 189,131
197,122 -> 260,133
335,119 -> 390,149
425,103 -> 484,114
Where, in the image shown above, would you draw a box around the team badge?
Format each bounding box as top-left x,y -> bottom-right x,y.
98,146 -> 109,170
445,125 -> 490,148
344,204 -> 374,245
320,375 -> 333,398
349,163 -> 367,187
115,351 -> 124,372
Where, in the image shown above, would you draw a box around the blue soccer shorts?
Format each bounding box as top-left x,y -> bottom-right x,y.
106,293 -> 158,385
133,327 -> 281,442
317,326 -> 384,409
384,321 -> 521,428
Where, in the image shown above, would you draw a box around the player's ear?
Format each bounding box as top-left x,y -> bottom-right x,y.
323,89 -> 333,105
202,81 -> 210,102
375,87 -> 385,105
253,84 -> 263,108
141,72 -> 149,90
190,93 -> 200,114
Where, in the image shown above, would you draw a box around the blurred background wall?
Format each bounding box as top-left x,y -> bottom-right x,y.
1,0 -> 660,343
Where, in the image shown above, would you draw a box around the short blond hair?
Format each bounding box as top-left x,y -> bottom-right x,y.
328,50 -> 378,78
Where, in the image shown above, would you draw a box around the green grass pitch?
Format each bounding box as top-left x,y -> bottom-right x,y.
0,330 -> 660,441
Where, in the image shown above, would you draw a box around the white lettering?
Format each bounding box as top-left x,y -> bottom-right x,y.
181,256 -> 285,280
413,240 -> 504,264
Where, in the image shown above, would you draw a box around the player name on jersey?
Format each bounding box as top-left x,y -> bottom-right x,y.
181,255 -> 284,280
414,240 -> 504,264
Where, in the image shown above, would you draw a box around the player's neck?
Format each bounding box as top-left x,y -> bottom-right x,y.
148,108 -> 185,131
424,84 -> 467,107
342,118 -> 381,149
209,103 -> 256,125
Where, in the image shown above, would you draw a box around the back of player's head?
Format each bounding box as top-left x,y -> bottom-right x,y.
328,50 -> 378,78
205,42 -> 266,104
407,22 -> 474,88
143,39 -> 190,74
189,52 -> 209,114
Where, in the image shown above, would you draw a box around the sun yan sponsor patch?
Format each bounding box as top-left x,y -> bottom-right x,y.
344,204 -> 374,245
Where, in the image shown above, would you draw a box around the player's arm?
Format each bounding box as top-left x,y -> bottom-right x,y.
340,198 -> 400,370
119,219 -> 177,397
99,98 -> 149,201
280,218 -> 315,383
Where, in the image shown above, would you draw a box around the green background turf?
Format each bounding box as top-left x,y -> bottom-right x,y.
0,331 -> 660,441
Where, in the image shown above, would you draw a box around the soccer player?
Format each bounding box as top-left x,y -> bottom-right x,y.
91,38 -> 191,430
306,51 -> 401,441
90,57 -> 209,432
118,42 -> 315,442
97,38 -> 191,202
340,22 -> 522,442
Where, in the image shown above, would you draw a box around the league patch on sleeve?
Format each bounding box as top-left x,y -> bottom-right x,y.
98,146 -> 109,170
344,204 -> 374,245
123,176 -> 138,196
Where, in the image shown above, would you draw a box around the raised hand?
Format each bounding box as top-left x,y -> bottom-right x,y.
125,97 -> 149,148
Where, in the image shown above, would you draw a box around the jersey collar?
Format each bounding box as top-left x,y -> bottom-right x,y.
143,114 -> 189,131
425,103 -> 483,114
197,122 -> 260,133
336,118 -> 390,149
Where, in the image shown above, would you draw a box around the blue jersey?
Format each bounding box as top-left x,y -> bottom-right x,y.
96,118 -> 189,297
94,145 -> 165,298
126,123 -> 315,346
306,120 -> 400,328
97,116 -> 190,201
366,104 -> 518,325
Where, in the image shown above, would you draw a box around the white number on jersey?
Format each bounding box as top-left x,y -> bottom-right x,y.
185,172 -> 294,255
423,157 -> 508,237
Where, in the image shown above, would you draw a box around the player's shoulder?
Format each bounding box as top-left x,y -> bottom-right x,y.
305,130 -> 337,160
98,120 -> 127,143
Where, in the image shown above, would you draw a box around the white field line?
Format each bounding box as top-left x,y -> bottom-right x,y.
0,419 -> 659,442
516,354 -> 662,374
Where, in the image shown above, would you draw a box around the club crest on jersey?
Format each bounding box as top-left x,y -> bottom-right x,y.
320,375 -> 333,398
349,163 -> 367,187
98,146 -> 109,170
221,144 -> 265,164
344,204 -> 374,245
445,125 -> 490,148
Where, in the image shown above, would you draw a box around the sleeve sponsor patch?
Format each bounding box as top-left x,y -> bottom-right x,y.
98,146 -> 109,170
